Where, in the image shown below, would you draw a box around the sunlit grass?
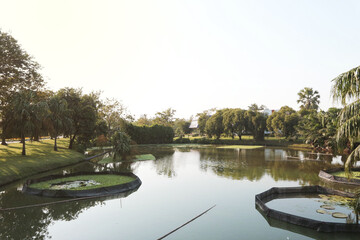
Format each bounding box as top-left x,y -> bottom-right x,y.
333,171 -> 360,179
98,154 -> 156,164
217,145 -> 264,149
0,138 -> 84,186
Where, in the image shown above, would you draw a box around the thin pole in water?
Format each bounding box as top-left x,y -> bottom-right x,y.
157,205 -> 216,240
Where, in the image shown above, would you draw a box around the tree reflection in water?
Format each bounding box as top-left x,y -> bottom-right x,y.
197,147 -> 341,185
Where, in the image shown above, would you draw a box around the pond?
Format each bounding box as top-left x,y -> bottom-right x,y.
0,145 -> 359,239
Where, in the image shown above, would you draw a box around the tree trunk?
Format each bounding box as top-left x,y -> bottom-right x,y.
1,124 -> 7,145
238,134 -> 242,141
54,135 -> 58,151
1,136 -> 7,145
69,134 -> 76,149
22,134 -> 26,155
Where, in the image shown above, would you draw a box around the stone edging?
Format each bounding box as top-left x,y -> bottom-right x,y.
255,186 -> 360,233
22,171 -> 141,198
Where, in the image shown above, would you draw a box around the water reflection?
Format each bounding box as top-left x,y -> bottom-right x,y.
197,147 -> 339,185
0,186 -> 139,240
0,146 -> 356,239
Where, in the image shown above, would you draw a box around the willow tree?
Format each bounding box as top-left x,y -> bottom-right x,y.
331,65 -> 360,172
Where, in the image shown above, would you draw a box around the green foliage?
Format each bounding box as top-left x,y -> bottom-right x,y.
331,66 -> 360,173
47,95 -> 71,151
297,87 -> 320,110
124,123 -> 174,144
222,109 -> 236,139
173,118 -> 191,138
111,131 -> 131,160
197,110 -> 211,135
0,30 -> 44,144
245,104 -> 267,141
266,106 -> 299,138
153,108 -> 176,127
331,65 -> 360,105
205,110 -> 224,139
297,108 -> 341,151
99,98 -> 126,136
9,90 -> 49,155
57,88 -> 99,149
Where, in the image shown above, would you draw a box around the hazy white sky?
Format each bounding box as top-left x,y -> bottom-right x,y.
1,0 -> 359,119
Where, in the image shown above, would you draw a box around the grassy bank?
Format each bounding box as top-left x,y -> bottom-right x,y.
173,136 -> 309,148
0,138 -> 84,186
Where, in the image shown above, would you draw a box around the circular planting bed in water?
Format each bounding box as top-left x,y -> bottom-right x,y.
22,171 -> 141,198
256,186 -> 360,233
319,167 -> 360,186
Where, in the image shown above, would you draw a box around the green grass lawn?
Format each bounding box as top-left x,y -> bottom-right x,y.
30,174 -> 135,190
0,138 -> 84,186
217,145 -> 264,149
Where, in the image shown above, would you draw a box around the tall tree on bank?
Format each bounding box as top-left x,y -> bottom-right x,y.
331,65 -> 360,172
47,96 -> 71,151
266,106 -> 299,138
153,108 -> 176,127
0,30 -> 44,145
297,87 -> 320,110
205,110 -> 224,139
57,88 -> 99,149
9,90 -> 48,155
245,104 -> 267,141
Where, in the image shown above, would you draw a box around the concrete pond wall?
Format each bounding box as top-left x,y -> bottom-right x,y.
255,186 -> 360,233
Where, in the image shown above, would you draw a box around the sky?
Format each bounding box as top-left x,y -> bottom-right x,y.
1,0 -> 359,119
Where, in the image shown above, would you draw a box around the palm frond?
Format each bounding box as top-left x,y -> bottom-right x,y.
345,144 -> 360,177
337,100 -> 360,140
331,66 -> 360,105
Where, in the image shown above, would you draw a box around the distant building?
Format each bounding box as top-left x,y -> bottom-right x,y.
189,119 -> 198,129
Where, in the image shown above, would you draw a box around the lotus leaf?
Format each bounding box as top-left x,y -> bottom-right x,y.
332,212 -> 348,218
320,204 -> 335,210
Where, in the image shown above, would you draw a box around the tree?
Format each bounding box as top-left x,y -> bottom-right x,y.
331,65 -> 360,172
266,106 -> 299,138
153,108 -> 176,127
197,110 -> 212,136
233,109 -> 246,140
111,131 -> 131,160
205,110 -> 223,139
245,104 -> 267,141
297,87 -> 320,110
57,88 -> 99,149
9,90 -> 48,155
222,109 -> 236,139
135,114 -> 153,126
296,108 -> 340,151
173,118 -> 191,138
47,96 -> 71,151
99,98 -> 126,136
0,30 -> 44,145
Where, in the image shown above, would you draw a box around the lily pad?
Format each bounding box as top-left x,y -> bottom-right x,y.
320,204 -> 335,210
316,209 -> 327,214
332,212 -> 348,218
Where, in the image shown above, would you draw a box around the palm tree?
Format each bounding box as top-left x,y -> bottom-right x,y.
331,65 -> 360,173
47,96 -> 71,151
10,90 -> 48,155
297,87 -> 320,110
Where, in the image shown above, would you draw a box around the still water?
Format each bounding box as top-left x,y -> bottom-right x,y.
0,145 -> 359,240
